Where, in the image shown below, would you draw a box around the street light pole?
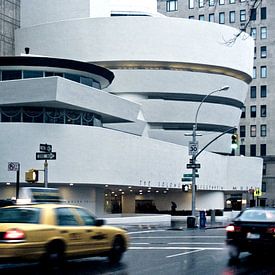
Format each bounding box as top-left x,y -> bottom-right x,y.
191,85 -> 230,217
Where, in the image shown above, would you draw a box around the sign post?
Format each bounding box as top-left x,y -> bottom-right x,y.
36,144 -> 56,188
8,162 -> 20,199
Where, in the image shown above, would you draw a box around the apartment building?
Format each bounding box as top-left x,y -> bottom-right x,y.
157,0 -> 275,206
0,0 -> 20,55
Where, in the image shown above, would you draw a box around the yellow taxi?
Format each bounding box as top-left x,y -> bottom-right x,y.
0,203 -> 128,266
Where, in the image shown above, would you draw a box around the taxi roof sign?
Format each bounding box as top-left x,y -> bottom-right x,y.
17,187 -> 63,204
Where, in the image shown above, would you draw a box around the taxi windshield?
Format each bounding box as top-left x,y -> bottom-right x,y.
0,207 -> 40,223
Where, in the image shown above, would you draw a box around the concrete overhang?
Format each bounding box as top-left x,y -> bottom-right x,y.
0,77 -> 140,123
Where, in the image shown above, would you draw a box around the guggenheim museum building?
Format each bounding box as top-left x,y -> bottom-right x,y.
0,0 -> 262,215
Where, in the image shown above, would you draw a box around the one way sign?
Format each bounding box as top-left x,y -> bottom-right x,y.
36,152 -> 56,160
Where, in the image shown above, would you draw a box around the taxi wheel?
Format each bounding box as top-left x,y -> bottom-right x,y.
42,241 -> 65,268
108,236 -> 125,264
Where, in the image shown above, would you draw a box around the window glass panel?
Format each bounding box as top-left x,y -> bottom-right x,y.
241,106 -> 246,118
250,144 -> 256,156
261,7 -> 266,20
219,0 -> 225,5
209,13 -> 215,22
1,107 -> 21,122
260,46 -> 267,58
80,77 -> 93,87
199,14 -> 205,21
260,66 -> 267,78
250,86 -> 256,98
22,107 -> 44,123
23,71 -> 43,79
253,67 -> 256,79
260,124 -> 267,137
261,105 -> 266,117
0,208 -> 40,223
229,0 -> 235,3
219,12 -> 225,24
74,208 -> 96,226
260,85 -> 267,97
45,108 -> 64,124
166,0 -> 177,11
189,0 -> 194,9
250,28 -> 256,39
240,10 -> 246,22
45,72 -> 54,77
250,105 -> 256,117
250,125 -> 256,137
64,73 -> 80,83
229,11 -> 235,23
56,208 -> 79,226
240,145 -> 245,156
250,8 -> 256,20
240,125 -> 246,138
65,110 -> 81,125
209,0 -> 215,6
2,70 -> 21,80
260,27 -> 267,39
260,144 -> 266,156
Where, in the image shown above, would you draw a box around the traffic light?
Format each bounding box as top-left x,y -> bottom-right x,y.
231,133 -> 238,149
25,169 -> 39,183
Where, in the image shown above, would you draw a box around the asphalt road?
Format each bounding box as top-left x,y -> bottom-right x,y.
1,227 -> 275,274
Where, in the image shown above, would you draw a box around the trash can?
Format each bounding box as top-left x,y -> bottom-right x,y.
199,211 -> 206,228
187,216 -> 196,228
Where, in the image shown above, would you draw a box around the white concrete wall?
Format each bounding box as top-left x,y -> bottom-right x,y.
15,17 -> 254,77
0,123 -> 262,193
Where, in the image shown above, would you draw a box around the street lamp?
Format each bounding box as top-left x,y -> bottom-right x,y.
190,85 -> 230,217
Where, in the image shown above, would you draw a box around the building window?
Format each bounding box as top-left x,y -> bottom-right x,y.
250,8 -> 256,21
250,28 -> 256,39
254,47 -> 257,59
189,16 -> 195,19
260,46 -> 267,58
250,86 -> 256,98
189,0 -> 194,9
219,12 -> 225,24
260,124 -> 267,137
219,0 -> 225,5
229,11 -> 235,23
261,7 -> 267,20
260,85 -> 267,98
252,67 -> 256,79
199,14 -> 205,21
240,125 -> 246,138
260,144 -> 266,156
260,66 -> 267,78
199,0 -> 204,8
240,145 -> 245,156
250,144 -> 256,156
241,106 -> 246,118
209,0 -> 215,6
250,105 -> 256,118
250,125 -> 256,137
229,0 -> 235,3
166,0 -> 178,12
209,13 -> 215,22
240,10 -> 246,22
260,105 -> 267,117
260,27 -> 267,39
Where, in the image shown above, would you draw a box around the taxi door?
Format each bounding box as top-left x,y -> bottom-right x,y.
55,207 -> 88,256
74,208 -> 110,254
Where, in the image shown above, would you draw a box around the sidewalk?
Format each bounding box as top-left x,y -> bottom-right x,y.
102,213 -> 236,230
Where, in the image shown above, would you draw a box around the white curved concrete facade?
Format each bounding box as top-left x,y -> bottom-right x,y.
0,0 -> 262,214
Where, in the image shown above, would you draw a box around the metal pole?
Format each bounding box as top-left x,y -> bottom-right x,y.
191,124 -> 196,216
44,160 -> 48,188
16,163 -> 20,199
190,86 -> 230,216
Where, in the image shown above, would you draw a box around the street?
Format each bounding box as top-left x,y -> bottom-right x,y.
1,227 -> 275,274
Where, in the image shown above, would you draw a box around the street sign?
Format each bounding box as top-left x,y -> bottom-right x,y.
182,178 -> 192,182
8,162 -> 20,171
254,188 -> 262,197
183,174 -> 199,178
36,152 -> 56,160
40,144 -> 52,153
189,141 -> 199,156
186,163 -> 201,169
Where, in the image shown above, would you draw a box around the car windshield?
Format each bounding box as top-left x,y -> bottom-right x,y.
238,209 -> 275,222
0,207 -> 40,223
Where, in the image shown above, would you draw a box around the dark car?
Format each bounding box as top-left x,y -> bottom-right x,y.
225,207 -> 275,260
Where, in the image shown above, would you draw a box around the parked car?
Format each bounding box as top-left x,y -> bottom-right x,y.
0,203 -> 128,266
225,207 -> 275,260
